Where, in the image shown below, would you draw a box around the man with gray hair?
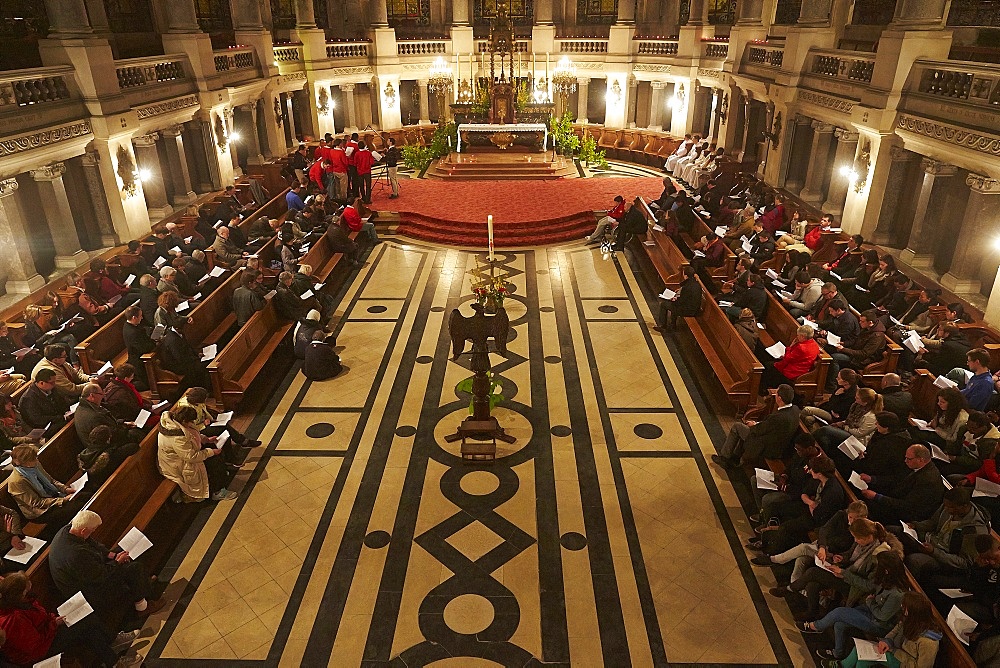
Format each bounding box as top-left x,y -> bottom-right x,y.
712,384 -> 801,469
211,225 -> 248,268
274,271 -> 308,321
49,510 -> 166,623
74,382 -> 143,453
157,266 -> 179,294
860,443 -> 946,524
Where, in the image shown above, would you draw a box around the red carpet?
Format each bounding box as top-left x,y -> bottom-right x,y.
367,177 -> 664,247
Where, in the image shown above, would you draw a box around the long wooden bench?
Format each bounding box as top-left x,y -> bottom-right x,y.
756,290 -> 832,404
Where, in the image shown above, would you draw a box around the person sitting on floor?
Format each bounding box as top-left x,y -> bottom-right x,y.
7,444 -> 84,529
49,510 -> 166,625
0,570 -> 141,667
157,405 -> 235,502
713,384 -> 800,470
304,330 -> 344,381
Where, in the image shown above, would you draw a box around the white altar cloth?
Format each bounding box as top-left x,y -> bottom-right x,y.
456,123 -> 548,152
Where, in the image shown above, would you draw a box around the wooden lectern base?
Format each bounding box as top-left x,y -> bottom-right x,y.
445,417 -> 517,461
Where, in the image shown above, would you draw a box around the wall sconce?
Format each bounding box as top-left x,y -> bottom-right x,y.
229,131 -> 241,143
606,79 -> 622,104
840,139 -> 871,192
116,145 -> 138,197
317,86 -> 330,115
669,83 -> 686,110
383,81 -> 397,108
716,92 -> 729,123
137,167 -> 152,182
274,98 -> 283,127
214,113 -> 229,152
762,111 -> 782,148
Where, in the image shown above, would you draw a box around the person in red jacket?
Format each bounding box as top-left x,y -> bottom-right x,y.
0,571 -> 138,666
328,138 -> 349,203
760,325 -> 821,393
341,197 -> 379,245
345,132 -> 360,199
353,140 -> 377,204
757,194 -> 787,235
585,195 -> 626,244
308,158 -> 327,193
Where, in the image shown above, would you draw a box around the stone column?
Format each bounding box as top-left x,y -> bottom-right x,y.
133,133 -> 171,221
237,105 -> 265,165
799,121 -> 836,205
79,152 -> 119,246
892,0 -> 950,28
687,0 -> 709,24
900,158 -> 957,269
941,175 -> 1000,294
737,0 -> 765,24
231,0 -> 264,29
783,115 -> 813,192
798,0 -> 834,25
371,0 -> 389,28
626,76 -> 639,129
0,178 -> 45,294
648,81 -> 666,131
822,128 -> 859,216
340,84 -> 359,132
871,146 -> 916,245
416,80 -> 431,124
617,0 -> 635,23
576,78 -> 590,124
42,0 -> 93,36
294,0 -> 316,26
708,88 -> 722,141
31,163 -> 87,270
282,95 -> 298,148
194,119 -> 224,190
454,0 -> 471,25
162,0 -> 200,31
535,0 -> 552,24
160,126 -> 197,205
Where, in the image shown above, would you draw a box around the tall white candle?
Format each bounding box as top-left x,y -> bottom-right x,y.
488,215 -> 494,261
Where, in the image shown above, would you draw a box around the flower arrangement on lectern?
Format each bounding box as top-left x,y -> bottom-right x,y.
473,278 -> 509,309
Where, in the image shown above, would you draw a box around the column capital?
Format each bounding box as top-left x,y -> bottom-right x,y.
834,128 -> 858,142
30,163 -> 66,181
795,114 -> 812,126
889,145 -> 913,161
340,84 -> 356,92
577,77 -> 591,85
160,125 -> 184,138
920,157 -> 957,176
133,133 -> 159,147
811,121 -> 834,133
650,81 -> 668,90
967,173 -> 1000,194
80,150 -> 100,167
0,177 -> 18,198
417,79 -> 429,86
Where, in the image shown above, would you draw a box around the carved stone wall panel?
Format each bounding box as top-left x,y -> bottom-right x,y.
897,114 -> 1000,158
797,90 -> 854,114
0,121 -> 93,158
135,95 -> 199,120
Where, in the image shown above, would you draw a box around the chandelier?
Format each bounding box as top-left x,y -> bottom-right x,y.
551,56 -> 577,98
427,56 -> 454,96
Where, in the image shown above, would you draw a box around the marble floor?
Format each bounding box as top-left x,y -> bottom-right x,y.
137,241 -> 813,667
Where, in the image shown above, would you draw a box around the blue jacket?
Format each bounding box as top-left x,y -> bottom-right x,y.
962,371 -> 995,411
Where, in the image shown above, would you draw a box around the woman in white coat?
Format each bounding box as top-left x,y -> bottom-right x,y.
157,405 -> 235,502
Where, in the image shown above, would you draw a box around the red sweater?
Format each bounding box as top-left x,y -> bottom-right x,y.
0,599 -> 59,665
345,140 -> 359,166
608,201 -> 626,221
759,205 -> 786,235
775,339 -> 820,379
309,160 -> 325,189
329,147 -> 348,173
342,206 -> 363,232
804,225 -> 826,251
967,458 -> 1000,485
354,149 -> 375,175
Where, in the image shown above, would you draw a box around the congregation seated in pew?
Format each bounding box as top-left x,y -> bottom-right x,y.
8,444 -> 86,532
19,369 -> 72,437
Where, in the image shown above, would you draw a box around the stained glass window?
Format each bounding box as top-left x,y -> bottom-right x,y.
708,0 -> 737,24
474,0 -> 534,27
388,0 -> 431,25
577,0 -> 618,24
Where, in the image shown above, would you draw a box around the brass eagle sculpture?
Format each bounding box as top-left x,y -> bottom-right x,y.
449,303 -> 509,360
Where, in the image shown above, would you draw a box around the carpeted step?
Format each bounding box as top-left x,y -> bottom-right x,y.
396,210 -> 596,248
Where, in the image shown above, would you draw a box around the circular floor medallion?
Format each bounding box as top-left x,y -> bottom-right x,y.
544,356 -> 561,364
395,425 -> 417,437
367,304 -> 388,314
305,423 -> 335,438
550,425 -> 572,437
458,470 -> 502,496
416,355 -> 433,364
539,306 -> 555,313
597,305 -> 619,314
560,532 -> 588,551
364,530 -> 391,549
442,594 -> 495,635
633,423 -> 663,440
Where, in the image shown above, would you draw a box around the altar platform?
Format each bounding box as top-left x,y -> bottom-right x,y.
425,150 -> 578,181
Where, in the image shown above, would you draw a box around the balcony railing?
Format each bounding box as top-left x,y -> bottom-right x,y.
912,59 -> 1000,107
558,39 -> 608,54
0,66 -> 74,109
809,49 -> 876,83
213,47 -> 255,72
273,44 -> 302,63
326,41 -> 369,59
746,44 -> 785,69
476,40 -> 529,53
636,40 -> 679,56
115,56 -> 187,89
703,41 -> 729,59
398,40 -> 448,56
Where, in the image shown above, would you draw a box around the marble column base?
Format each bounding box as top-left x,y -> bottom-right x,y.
798,187 -> 825,205
647,124 -> 663,132
247,154 -> 266,166
99,233 -> 119,247
784,180 -> 804,194
171,191 -> 197,207
419,119 -> 431,125
899,248 -> 934,269
578,118 -> 589,125
53,250 -> 88,270
147,205 -> 172,222
5,274 -> 46,295
941,272 -> 981,294
870,231 -> 897,246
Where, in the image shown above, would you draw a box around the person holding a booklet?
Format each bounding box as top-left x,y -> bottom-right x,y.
7,445 -> 85,531
759,325 -> 821,394
102,364 -> 156,423
153,291 -> 192,332
910,387 -> 969,451
818,591 -> 942,668
859,445 -> 946,525
652,267 -> 702,332
176,387 -> 258,463
713,384 -> 800,469
0,570 -> 141,667
813,387 -> 882,456
802,369 -> 860,428
74,383 -> 144,453
18,369 -> 72,437
31,345 -> 91,400
936,410 -> 998,479
77,424 -> 139,489
157,406 -> 236,502
159,322 -> 212,393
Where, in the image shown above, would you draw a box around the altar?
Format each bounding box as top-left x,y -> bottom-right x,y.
456,123 -> 548,153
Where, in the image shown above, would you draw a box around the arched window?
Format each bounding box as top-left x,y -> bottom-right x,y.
577,0 -> 618,24
388,0 -> 431,25
474,0 -> 534,27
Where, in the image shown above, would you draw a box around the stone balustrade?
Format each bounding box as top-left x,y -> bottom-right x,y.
703,41 -> 729,59
213,47 -> 255,73
475,40 -> 529,53
0,66 -> 74,109
557,39 -> 608,54
809,49 -> 876,83
398,40 -> 449,56
273,44 -> 302,63
913,59 -> 1000,106
325,41 -> 369,59
636,40 -> 679,56
115,56 -> 187,89
745,43 -> 785,69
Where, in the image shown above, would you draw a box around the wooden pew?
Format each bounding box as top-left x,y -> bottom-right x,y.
755,291 -> 832,404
